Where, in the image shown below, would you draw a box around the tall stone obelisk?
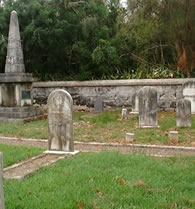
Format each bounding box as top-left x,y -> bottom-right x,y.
0,10 -> 44,122
5,10 -> 25,73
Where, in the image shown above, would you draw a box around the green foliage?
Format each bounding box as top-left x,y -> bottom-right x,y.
92,40 -> 118,64
0,0 -> 192,80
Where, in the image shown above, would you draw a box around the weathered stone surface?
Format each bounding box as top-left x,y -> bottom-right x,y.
0,83 -> 32,107
182,81 -> 195,113
33,79 -> 187,110
125,133 -> 134,142
0,106 -> 43,121
0,153 -> 5,209
168,131 -> 178,143
176,99 -> 191,127
121,108 -> 128,120
138,86 -> 159,128
0,73 -> 35,82
5,10 -> 25,73
48,89 -> 74,152
94,96 -> 104,112
131,92 -> 139,114
0,11 -> 43,122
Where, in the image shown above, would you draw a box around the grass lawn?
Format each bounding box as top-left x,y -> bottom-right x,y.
0,144 -> 44,167
4,152 -> 195,209
0,109 -> 194,146
1,109 -> 195,208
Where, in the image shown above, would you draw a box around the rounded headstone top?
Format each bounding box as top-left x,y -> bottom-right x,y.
11,10 -> 17,15
138,86 -> 157,95
48,89 -> 72,102
182,81 -> 195,96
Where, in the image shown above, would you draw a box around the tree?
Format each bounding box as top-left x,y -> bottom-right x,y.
0,0 -> 122,80
125,0 -> 195,77
160,0 -> 195,77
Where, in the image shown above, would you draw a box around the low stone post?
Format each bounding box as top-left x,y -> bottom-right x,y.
0,153 -> 5,209
176,99 -> 191,127
121,108 -> 128,120
125,133 -> 134,142
168,131 -> 179,143
138,86 -> 159,128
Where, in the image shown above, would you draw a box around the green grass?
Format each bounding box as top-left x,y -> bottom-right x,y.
0,109 -> 194,146
4,152 -> 195,209
0,119 -> 48,139
0,144 -> 44,167
1,110 -> 195,208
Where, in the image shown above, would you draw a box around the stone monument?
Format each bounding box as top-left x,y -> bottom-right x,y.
0,10 -> 43,122
176,99 -> 191,127
47,89 -> 74,152
138,86 -> 159,128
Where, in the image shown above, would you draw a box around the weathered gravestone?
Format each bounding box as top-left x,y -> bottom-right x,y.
94,96 -> 104,112
0,153 -> 5,209
168,131 -> 179,143
138,86 -> 159,128
176,99 -> 191,127
125,133 -> 134,142
121,108 -> 128,120
130,92 -> 139,114
182,81 -> 195,114
47,89 -> 74,152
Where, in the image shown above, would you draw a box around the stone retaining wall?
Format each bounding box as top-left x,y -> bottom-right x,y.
32,79 -> 195,111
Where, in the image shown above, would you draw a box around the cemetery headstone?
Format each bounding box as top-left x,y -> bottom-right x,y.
182,81 -> 195,114
0,153 -> 5,209
47,89 -> 74,152
125,133 -> 134,142
121,108 -> 128,120
130,92 -> 139,114
176,99 -> 191,127
94,96 -> 104,112
168,131 -> 179,143
138,86 -> 159,128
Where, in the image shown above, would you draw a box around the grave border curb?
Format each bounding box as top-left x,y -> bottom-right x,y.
0,136 -> 195,156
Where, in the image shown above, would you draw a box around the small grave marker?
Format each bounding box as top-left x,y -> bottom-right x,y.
168,131 -> 179,143
121,108 -> 128,120
125,133 -> 134,142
